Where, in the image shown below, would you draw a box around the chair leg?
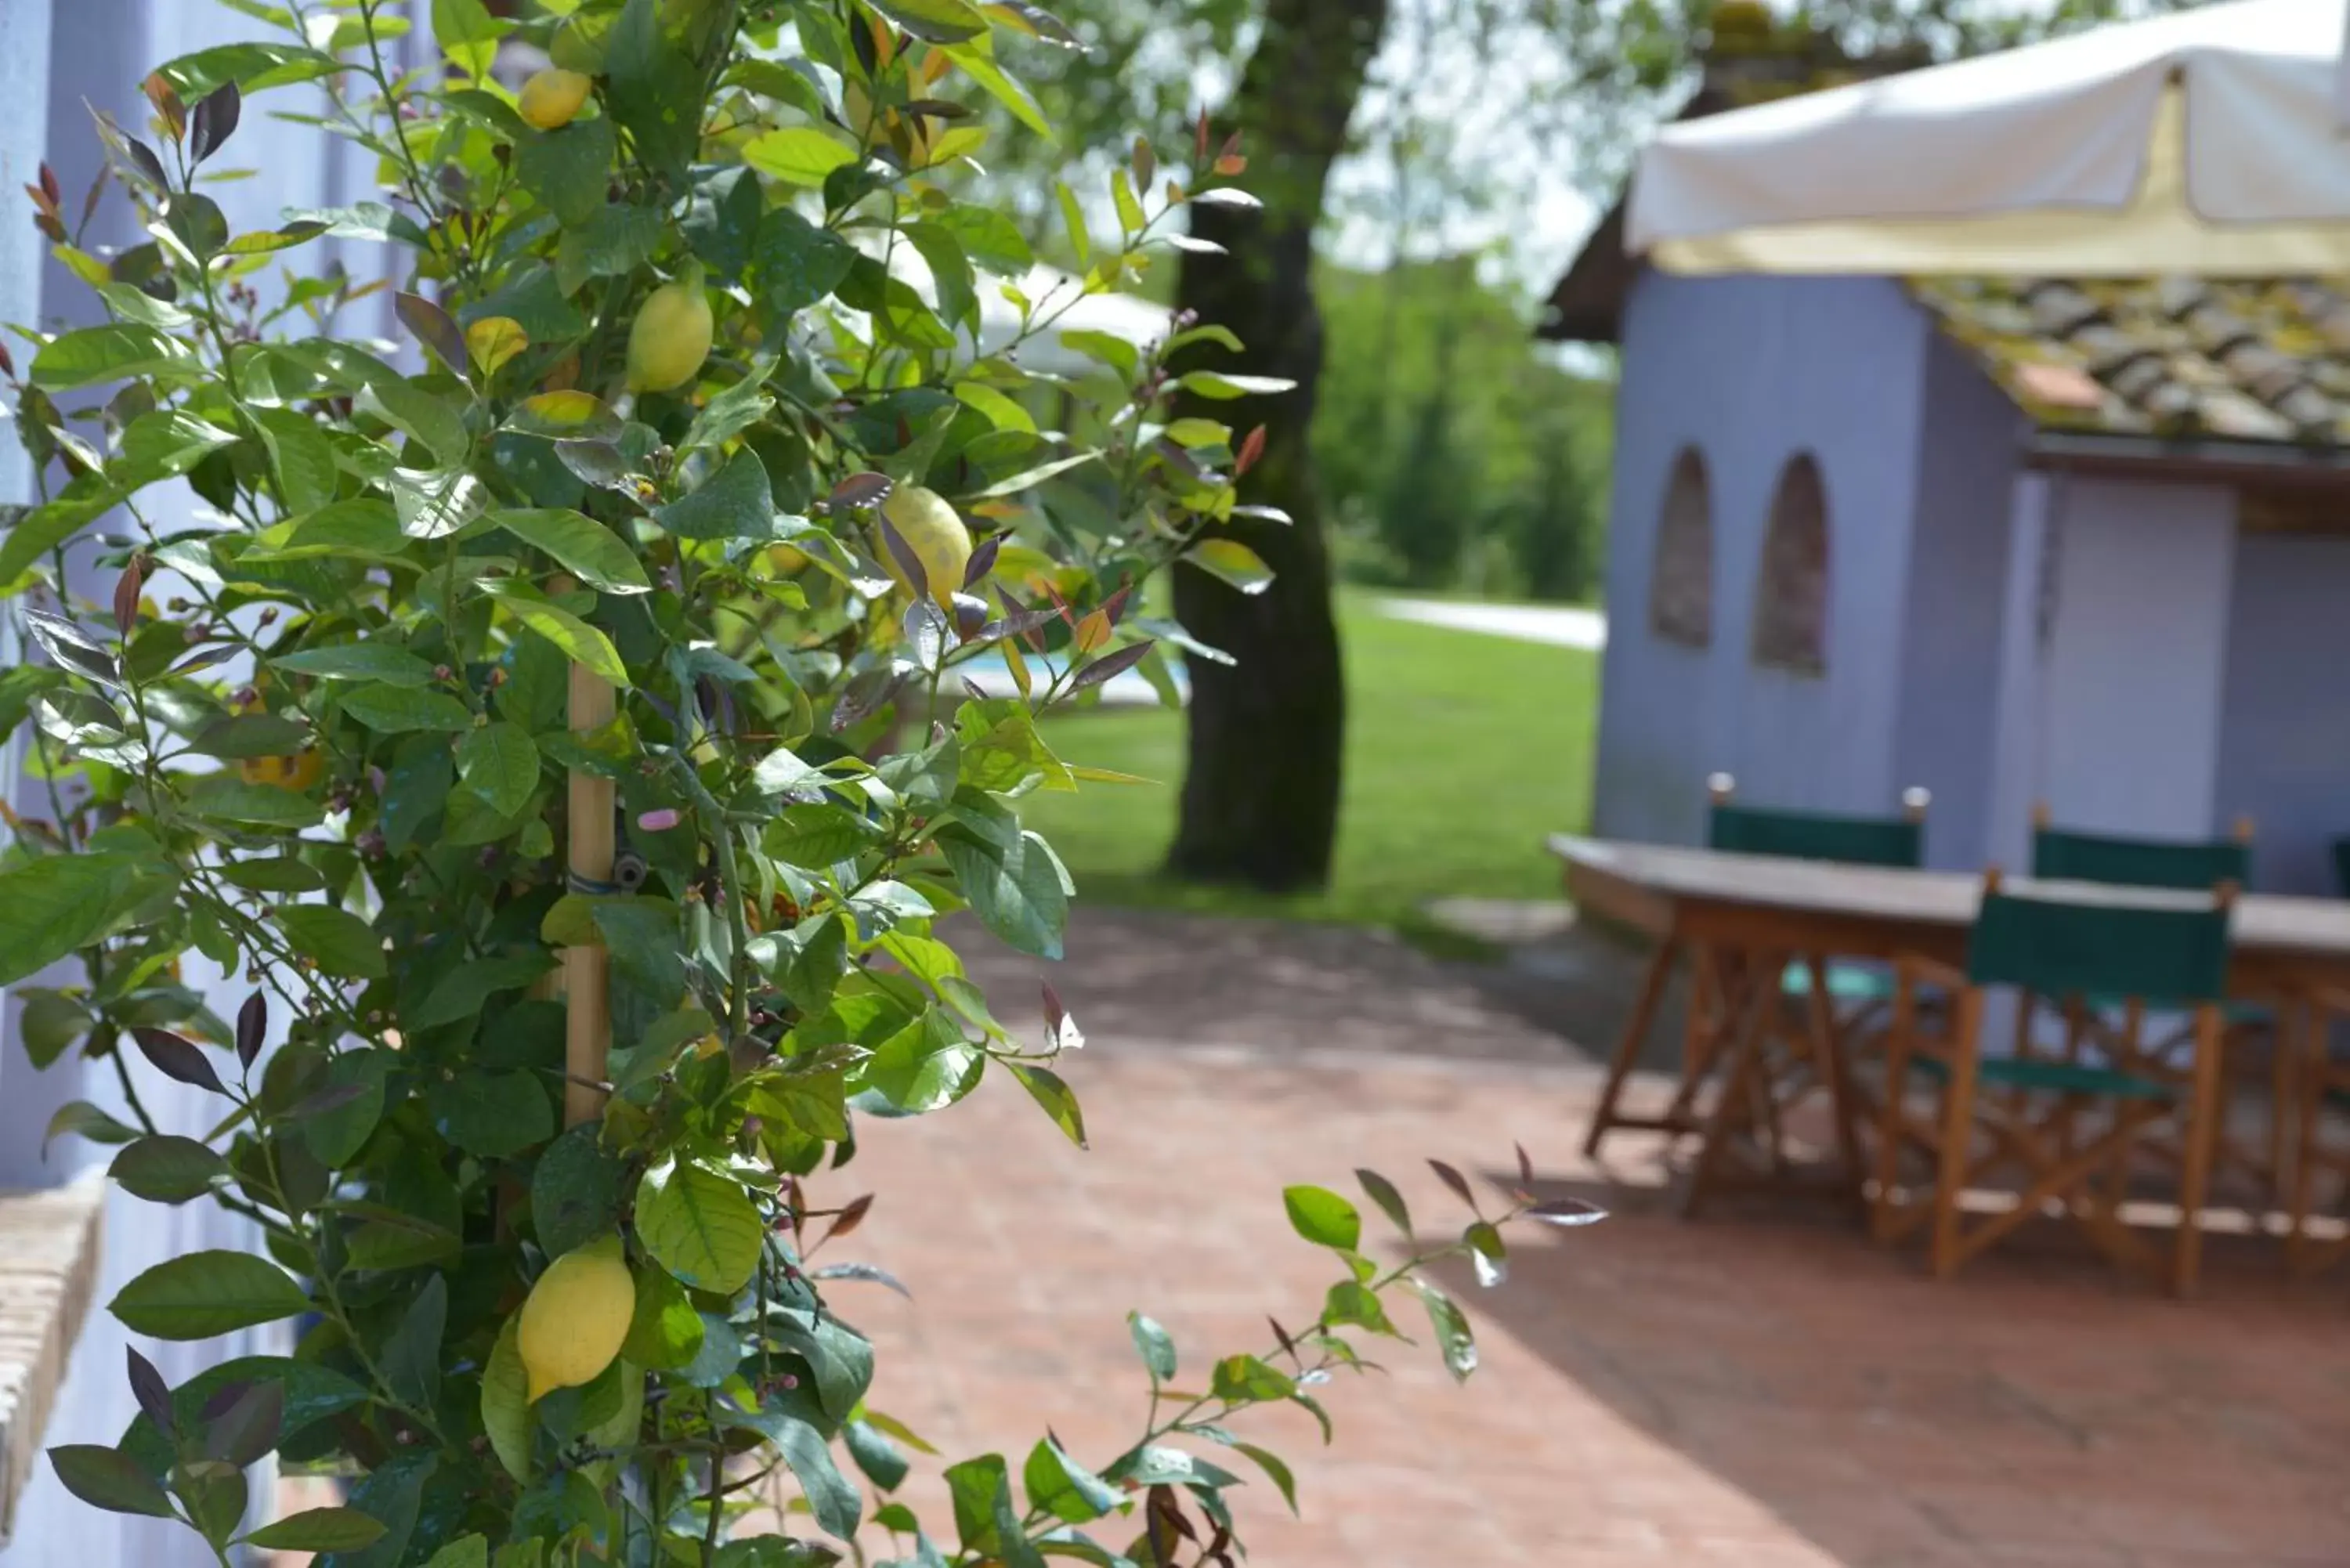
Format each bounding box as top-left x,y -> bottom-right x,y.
2289,997 -> 2326,1277
1929,990 -> 1986,1279
1584,938 -> 1679,1159
2172,1007 -> 2227,1298
1683,979 -> 1774,1220
1873,976 -> 1921,1244
1803,956 -> 1867,1219
2269,1005 -> 2297,1220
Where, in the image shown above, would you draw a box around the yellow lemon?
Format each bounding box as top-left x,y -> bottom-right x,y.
517,69 -> 594,132
624,268 -> 713,395
517,1234 -> 634,1404
237,750 -> 322,792
879,485 -> 972,605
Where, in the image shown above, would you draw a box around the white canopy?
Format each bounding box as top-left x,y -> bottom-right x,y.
1628,0 -> 2350,276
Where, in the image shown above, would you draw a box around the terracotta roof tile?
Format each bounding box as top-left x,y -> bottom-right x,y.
1911,275 -> 2350,447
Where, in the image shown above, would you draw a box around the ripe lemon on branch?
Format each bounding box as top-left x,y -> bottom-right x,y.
625,263 -> 713,395
518,1234 -> 634,1403
517,68 -> 593,131
879,485 -> 972,605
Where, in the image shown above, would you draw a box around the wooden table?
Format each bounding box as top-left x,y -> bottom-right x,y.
1549,834 -> 2350,1223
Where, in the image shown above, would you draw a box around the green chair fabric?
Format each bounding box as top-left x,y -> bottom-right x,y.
1914,1053 -> 2172,1100
2030,826 -> 2247,891
1967,891 -> 2232,1009
1708,799 -> 1925,1007
1710,804 -> 1922,869
1779,959 -> 1897,1003
2334,837 -> 2350,898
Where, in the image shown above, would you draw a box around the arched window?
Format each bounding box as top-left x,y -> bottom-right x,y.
1648,447 -> 1712,647
1753,453 -> 1830,674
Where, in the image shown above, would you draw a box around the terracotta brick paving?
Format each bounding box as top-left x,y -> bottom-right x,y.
809,912 -> 2350,1568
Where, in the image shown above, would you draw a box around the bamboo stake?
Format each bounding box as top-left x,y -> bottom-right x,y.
564,613 -> 616,1127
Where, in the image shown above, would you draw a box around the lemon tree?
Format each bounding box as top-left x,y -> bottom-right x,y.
1,2 -> 1600,1563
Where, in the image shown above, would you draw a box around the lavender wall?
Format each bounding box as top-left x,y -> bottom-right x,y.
1592,270 -> 1936,845
0,2 -> 424,1561
1890,336 -> 2027,869
2213,532 -> 2350,894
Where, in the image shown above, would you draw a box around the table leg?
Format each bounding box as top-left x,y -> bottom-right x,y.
1583,938 -> 1679,1159
1803,954 -> 1869,1219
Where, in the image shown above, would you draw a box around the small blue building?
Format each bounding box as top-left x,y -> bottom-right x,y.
1544,45 -> 2350,896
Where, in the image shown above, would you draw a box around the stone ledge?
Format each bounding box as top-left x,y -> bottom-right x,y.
0,1172 -> 106,1545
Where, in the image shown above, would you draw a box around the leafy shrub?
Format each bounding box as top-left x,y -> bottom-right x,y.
1,2 -> 1596,1562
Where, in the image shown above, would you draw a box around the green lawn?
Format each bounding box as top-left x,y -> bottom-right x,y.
1022,592 -> 1600,930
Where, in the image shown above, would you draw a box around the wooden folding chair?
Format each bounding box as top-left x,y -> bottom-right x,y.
1586,773 -> 1929,1206
1872,870 -> 2236,1295
2282,988 -> 2350,1276
2019,807 -> 2283,1203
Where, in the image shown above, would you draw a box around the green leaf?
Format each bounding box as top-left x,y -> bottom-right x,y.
635,1157 -> 763,1295
861,1010 -> 984,1114
300,1048 -> 392,1165
492,510 -> 651,594
1183,538 -> 1274,594
275,905 -> 387,978
272,641 -> 436,685
683,165 -> 765,283
1178,370 -> 1298,399
866,0 -> 987,41
243,1507 -> 389,1552
1233,1441 -> 1300,1514
30,323 -> 196,387
340,683 -> 474,732
531,1122 -> 624,1259
681,363 -> 776,454
946,43 -> 1052,139
1412,1279 -> 1477,1382
408,951 -> 554,1029
432,0 -> 508,78
110,1135 -> 229,1205
1209,1354 -> 1296,1404
942,1454 -> 1040,1568
187,714 -> 312,759
110,1250 -> 309,1340
19,991 -> 90,1069
743,127 -> 856,186
962,450 -> 1100,500
619,1255 -> 704,1371
1005,1063 -> 1085,1149
422,1536 -> 490,1568
1282,1185 -> 1361,1252
456,723 -> 541,817
653,449 -> 778,540
251,406 -> 338,514
44,1100 -> 138,1156
905,222 -> 977,334
1356,1168 -> 1412,1237
937,829 -> 1067,959
555,205 -> 666,295
481,1316 -> 531,1481
0,851 -> 175,988
154,41 -> 338,99
428,1070 -> 554,1159
753,206 -> 856,313
0,473 -> 131,586
763,803 -> 881,869
383,1273 -> 447,1409
48,1446 -> 176,1518
1324,1280 -> 1398,1338
218,855 -> 327,893
515,117 -> 616,229
185,775 -> 326,829
604,0 -> 703,178
1128,1311 -> 1176,1380
741,1399 -> 862,1540
935,204 -> 1032,276
845,1418 -> 910,1492
1023,1438 -> 1117,1524
480,580 -> 630,685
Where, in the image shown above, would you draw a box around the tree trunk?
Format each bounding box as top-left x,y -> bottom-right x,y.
1166,0 -> 1387,893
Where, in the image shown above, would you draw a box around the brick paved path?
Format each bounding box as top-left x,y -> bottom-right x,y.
819,911 -> 2350,1568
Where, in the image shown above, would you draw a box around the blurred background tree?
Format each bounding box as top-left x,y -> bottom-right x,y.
960,0 -> 2194,895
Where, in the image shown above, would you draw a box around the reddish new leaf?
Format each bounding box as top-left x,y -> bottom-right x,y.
133,1028 -> 226,1096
